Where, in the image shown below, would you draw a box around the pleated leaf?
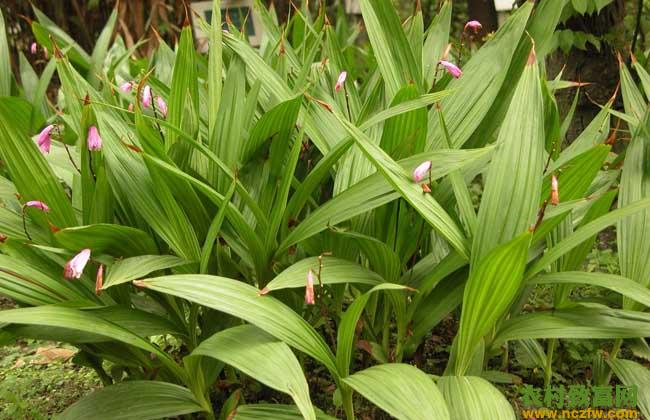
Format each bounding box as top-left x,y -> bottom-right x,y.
438,376 -> 515,420
264,257 -> 382,293
0,8 -> 11,96
532,271 -> 650,308
358,0 -> 420,98
471,49 -> 544,265
192,325 -> 315,420
233,404 -> 336,420
618,113 -> 650,311
428,3 -> 532,149
137,274 -> 338,376
102,255 -> 188,289
454,233 -> 531,375
55,224 -> 157,256
58,381 -> 204,420
495,306 -> 650,344
343,364 -> 450,420
0,98 -> 77,228
608,358 -> 650,418
333,112 -> 469,259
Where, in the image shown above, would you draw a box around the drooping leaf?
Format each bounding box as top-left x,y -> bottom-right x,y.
193,325 -> 315,420
438,376 -> 516,420
343,364 -> 450,420
59,381 -> 205,420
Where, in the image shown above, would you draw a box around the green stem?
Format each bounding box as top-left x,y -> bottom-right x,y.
544,339 -> 556,388
341,385 -> 355,420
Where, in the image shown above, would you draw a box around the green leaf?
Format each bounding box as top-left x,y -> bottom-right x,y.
193,325 -> 315,420
208,0 -> 223,139
332,112 -> 469,259
428,3 -> 532,149
103,255 -> 188,289
618,114 -> 650,311
494,306 -> 650,344
471,50 -> 543,265
532,271 -> 650,308
423,2 -> 451,89
438,376 -> 515,420
137,274 -> 338,376
0,98 -> 77,228
0,306 -> 185,381
526,198 -> 650,279
336,284 -> 410,377
607,358 -> 650,418
241,95 -> 302,164
263,257 -> 383,293
343,364 -> 450,420
55,224 -> 157,257
233,404 -> 336,420
88,7 -> 117,88
379,84 -> 427,159
619,57 -> 646,128
32,6 -> 90,68
278,148 -> 492,257
166,25 -> 199,151
0,8 -> 12,96
58,381 -> 205,420
455,233 -> 531,375
358,0 -> 420,98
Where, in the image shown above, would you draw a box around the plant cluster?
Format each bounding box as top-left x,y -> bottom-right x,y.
1,1 -> 650,419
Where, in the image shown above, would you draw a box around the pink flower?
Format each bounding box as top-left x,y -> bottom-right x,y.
120,81 -> 133,93
335,71 -> 347,92
30,42 -> 38,54
551,175 -> 559,205
305,270 -> 315,305
24,200 -> 50,212
95,264 -> 104,295
156,96 -> 167,117
142,85 -> 152,108
464,20 -> 482,33
37,124 -> 54,154
412,160 -> 432,183
439,60 -> 462,79
64,249 -> 91,279
87,126 -> 102,151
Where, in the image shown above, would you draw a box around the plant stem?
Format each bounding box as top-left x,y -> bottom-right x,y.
64,144 -> 82,174
21,210 -> 32,241
544,339 -> 556,388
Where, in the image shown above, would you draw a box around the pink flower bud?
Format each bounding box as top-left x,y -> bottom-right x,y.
87,126 -> 102,151
412,160 -> 432,183
128,103 -> 134,112
156,96 -> 167,117
142,85 -> 152,108
37,124 -> 54,154
551,175 -> 559,206
464,20 -> 483,33
64,249 -> 91,279
335,71 -> 347,92
95,264 -> 104,295
305,270 -> 315,305
24,200 -> 50,212
30,42 -> 38,54
439,60 -> 462,79
120,81 -> 133,93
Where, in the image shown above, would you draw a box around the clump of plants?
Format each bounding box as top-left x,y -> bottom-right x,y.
0,1 -> 650,419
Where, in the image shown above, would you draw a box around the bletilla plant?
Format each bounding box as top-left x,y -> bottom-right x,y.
1,1 -> 650,419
